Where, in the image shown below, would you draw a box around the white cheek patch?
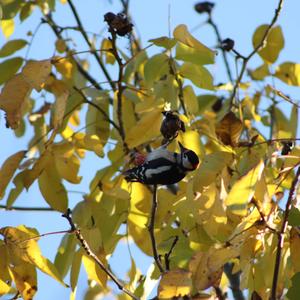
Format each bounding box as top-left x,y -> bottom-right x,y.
145,166 -> 171,178
183,159 -> 193,170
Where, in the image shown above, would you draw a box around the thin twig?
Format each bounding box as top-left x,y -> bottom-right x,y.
270,166 -> 300,300
164,236 -> 179,271
207,15 -> 233,82
73,86 -> 121,132
66,0 -> 116,91
214,286 -> 226,300
109,29 -> 129,152
62,209 -> 139,300
17,230 -> 71,245
0,204 -> 54,211
229,0 -> 284,106
147,185 -> 165,273
268,85 -> 300,108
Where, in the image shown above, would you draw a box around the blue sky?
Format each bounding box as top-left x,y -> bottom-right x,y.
1,0 -> 300,299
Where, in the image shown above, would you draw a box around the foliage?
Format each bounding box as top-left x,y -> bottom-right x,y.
0,0 -> 300,299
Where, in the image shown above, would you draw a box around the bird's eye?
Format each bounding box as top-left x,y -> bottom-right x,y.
183,153 -> 187,159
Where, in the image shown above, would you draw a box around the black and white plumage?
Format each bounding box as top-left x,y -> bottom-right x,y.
124,142 -> 199,185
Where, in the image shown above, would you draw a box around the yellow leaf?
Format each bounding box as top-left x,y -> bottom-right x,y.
22,150 -> 51,189
8,263 -> 37,300
51,81 -> 69,129
183,85 -> 198,114
149,36 -> 177,49
125,109 -> 162,148
173,24 -> 215,65
226,160 -> 265,216
290,228 -> 300,272
275,62 -> 300,86
1,19 -> 14,39
252,25 -> 284,64
70,250 -> 82,291
144,53 -> 169,86
179,62 -> 214,90
100,39 -> 115,64
54,152 -> 82,184
158,269 -> 192,299
1,226 -> 66,286
73,133 -> 104,157
22,59 -> 52,91
82,254 -> 108,289
53,57 -> 74,79
249,63 -> 270,81
0,150 -> 26,199
189,250 -> 223,291
0,39 -> 27,57
0,73 -> 32,129
193,151 -> 233,192
0,279 -> 11,296
38,163 -> 68,212
216,111 -> 243,146
180,130 -> 203,157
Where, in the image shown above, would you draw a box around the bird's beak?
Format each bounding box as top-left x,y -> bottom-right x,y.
178,141 -> 185,152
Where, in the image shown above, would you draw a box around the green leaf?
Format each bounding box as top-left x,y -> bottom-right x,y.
174,24 -> 215,65
0,39 -> 27,57
288,206 -> 300,227
38,164 -> 68,212
1,0 -> 22,20
149,36 -> 177,49
226,160 -> 265,216
144,53 -> 169,86
19,3 -> 34,22
249,63 -> 270,81
179,62 -> 214,90
287,272 -> 300,300
252,25 -> 284,64
275,62 -> 300,86
0,57 -> 23,85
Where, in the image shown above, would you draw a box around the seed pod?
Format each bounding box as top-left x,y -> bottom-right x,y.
160,111 -> 185,143
194,2 -> 215,14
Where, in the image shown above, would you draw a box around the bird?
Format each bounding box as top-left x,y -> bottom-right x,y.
123,142 -> 199,185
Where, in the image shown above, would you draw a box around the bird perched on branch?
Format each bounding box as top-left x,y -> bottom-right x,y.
124,142 -> 199,185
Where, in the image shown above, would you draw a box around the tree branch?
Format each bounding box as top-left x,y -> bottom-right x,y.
42,14 -> 103,91
109,29 -> 129,153
0,204 -> 54,211
62,209 -> 139,300
224,263 -> 245,300
164,236 -> 179,271
66,0 -> 116,91
270,166 -> 300,300
147,185 -> 165,273
207,15 -> 233,83
229,0 -> 284,106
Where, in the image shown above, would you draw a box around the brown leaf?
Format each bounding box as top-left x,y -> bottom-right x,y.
216,111 -> 243,146
0,74 -> 32,129
22,59 -> 52,91
0,150 -> 26,199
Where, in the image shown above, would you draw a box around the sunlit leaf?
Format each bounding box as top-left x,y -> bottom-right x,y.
149,36 -> 177,49
158,269 -> 192,299
125,109 -> 162,148
0,279 -> 11,296
179,62 -> 214,90
252,25 -> 284,63
144,53 -> 169,86
249,63 -> 270,81
38,163 -> 68,212
174,24 -> 215,65
53,57 -> 75,79
1,19 -> 15,39
73,133 -> 104,157
275,62 -> 300,86
70,250 -> 82,292
226,160 -> 265,216
183,85 -> 198,114
101,39 -> 115,64
193,151 -> 233,192
0,150 -> 26,199
0,39 -> 27,57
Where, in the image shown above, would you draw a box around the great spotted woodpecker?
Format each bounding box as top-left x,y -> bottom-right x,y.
124,142 -> 199,185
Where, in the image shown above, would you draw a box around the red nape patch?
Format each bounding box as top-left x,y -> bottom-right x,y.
192,163 -> 199,169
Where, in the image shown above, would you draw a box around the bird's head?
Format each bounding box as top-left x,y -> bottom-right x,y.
178,142 -> 199,170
